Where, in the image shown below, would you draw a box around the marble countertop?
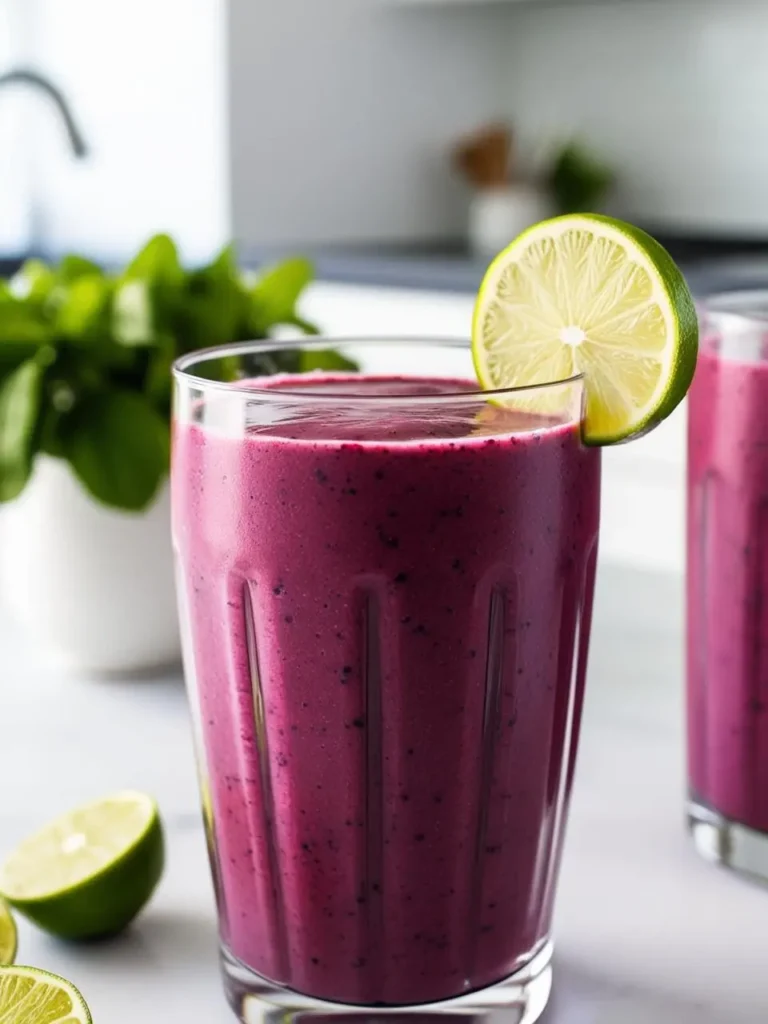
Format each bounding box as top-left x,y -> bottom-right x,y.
2,563 -> 766,1023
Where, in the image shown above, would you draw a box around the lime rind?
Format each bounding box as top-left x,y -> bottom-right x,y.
0,965 -> 92,1023
0,791 -> 157,901
0,791 -> 164,940
472,213 -> 698,445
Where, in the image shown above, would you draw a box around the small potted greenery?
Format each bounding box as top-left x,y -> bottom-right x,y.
0,235 -> 338,674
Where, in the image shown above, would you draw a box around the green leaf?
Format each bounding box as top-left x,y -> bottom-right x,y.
0,300 -> 52,378
176,250 -> 243,353
125,234 -> 183,287
299,348 -> 358,373
63,390 -> 170,511
55,274 -> 111,341
0,359 -> 43,502
249,257 -> 314,334
288,314 -> 320,336
113,279 -> 154,346
12,259 -> 56,302
549,142 -> 615,215
144,331 -> 177,406
57,254 -> 103,283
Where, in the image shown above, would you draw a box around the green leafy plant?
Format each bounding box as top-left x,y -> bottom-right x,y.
0,236 -> 352,511
549,141 -> 615,215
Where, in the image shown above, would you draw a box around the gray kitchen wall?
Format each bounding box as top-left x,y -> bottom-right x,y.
504,0 -> 768,235
227,0 -> 508,248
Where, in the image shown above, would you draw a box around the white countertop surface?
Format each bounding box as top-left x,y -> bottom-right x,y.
2,562 -> 766,1023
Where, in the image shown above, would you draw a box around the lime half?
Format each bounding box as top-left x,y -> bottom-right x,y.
0,791 -> 164,940
0,966 -> 92,1023
472,213 -> 698,444
0,900 -> 16,964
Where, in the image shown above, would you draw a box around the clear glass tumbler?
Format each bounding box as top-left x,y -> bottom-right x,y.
688,294 -> 768,881
171,338 -> 601,1023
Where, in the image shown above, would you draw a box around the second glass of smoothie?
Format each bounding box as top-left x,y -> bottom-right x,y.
172,338 -> 601,1022
688,294 -> 768,881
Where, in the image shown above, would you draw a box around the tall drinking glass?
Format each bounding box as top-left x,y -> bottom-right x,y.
171,338 -> 601,1023
688,294 -> 768,880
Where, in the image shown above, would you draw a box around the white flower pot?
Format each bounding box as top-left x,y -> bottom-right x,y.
0,456 -> 180,675
468,185 -> 552,261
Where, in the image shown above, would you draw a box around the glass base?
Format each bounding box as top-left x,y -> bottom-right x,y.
687,798 -> 768,884
221,941 -> 553,1023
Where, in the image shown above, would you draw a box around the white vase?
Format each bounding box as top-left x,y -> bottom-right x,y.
468,185 -> 552,262
0,456 -> 180,675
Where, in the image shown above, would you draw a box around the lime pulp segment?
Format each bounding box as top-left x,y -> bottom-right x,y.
0,966 -> 92,1023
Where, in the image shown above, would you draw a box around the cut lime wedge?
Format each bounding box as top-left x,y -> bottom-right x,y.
472,214 -> 698,444
0,900 -> 16,965
0,791 -> 164,940
0,966 -> 92,1023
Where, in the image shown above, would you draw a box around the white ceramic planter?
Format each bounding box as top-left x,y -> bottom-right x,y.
468,185 -> 552,261
0,456 -> 180,675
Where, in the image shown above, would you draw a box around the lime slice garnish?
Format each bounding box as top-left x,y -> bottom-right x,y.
0,791 -> 164,940
0,966 -> 92,1023
0,900 -> 16,965
472,213 -> 698,444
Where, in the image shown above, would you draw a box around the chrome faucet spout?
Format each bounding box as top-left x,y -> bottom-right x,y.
0,67 -> 88,158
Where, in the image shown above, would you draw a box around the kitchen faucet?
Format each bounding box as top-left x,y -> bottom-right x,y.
0,67 -> 88,158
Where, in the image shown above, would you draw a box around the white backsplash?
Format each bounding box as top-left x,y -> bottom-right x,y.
1,0 -> 229,263
0,0 -> 33,252
504,0 -> 768,235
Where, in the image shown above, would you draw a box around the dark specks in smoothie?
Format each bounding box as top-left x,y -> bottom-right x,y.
374,469 -> 385,480
451,558 -> 464,573
394,572 -> 409,584
352,716 -> 365,728
377,526 -> 400,549
413,623 -> 428,636
485,843 -> 501,854
276,753 -> 289,768
407,747 -> 415,756
469,649 -> 477,659
311,957 -> 320,965
272,583 -> 285,596
314,467 -> 328,484
301,842 -> 311,852
401,615 -> 411,625
284,614 -> 294,624
414,833 -> 426,842
433,794 -> 443,804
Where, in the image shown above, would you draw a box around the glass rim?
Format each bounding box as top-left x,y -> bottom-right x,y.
704,290 -> 768,327
172,336 -> 584,402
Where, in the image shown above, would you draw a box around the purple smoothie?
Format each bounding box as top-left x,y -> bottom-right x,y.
173,374 -> 600,1006
688,339 -> 768,833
